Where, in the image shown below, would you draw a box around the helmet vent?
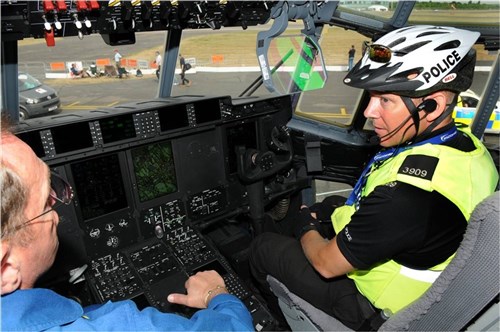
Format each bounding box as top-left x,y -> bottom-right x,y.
387,68 -> 423,83
387,37 -> 406,48
400,41 -> 431,53
435,40 -> 461,50
396,26 -> 414,34
417,31 -> 448,38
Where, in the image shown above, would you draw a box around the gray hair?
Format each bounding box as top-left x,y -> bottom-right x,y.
0,165 -> 32,245
1,115 -> 32,245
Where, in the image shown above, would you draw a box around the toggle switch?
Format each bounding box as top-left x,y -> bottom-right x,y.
54,14 -> 62,30
84,18 -> 92,28
73,13 -> 83,29
110,18 -> 117,30
42,15 -> 52,31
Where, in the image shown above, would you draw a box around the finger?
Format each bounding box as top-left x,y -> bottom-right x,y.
299,207 -> 313,217
300,206 -> 318,219
167,293 -> 188,306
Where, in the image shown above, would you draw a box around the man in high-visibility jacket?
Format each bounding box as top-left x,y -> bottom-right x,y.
250,25 -> 498,330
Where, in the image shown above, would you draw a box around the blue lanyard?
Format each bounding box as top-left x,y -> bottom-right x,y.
345,126 -> 458,208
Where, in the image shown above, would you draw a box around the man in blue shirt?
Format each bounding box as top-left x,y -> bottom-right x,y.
114,49 -> 124,78
70,63 -> 86,78
0,117 -> 253,331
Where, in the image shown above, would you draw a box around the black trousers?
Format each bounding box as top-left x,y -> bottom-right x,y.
115,62 -> 122,78
180,71 -> 190,85
249,232 -> 372,330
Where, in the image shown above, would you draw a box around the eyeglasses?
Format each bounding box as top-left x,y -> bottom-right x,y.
17,172 -> 74,230
364,41 -> 407,63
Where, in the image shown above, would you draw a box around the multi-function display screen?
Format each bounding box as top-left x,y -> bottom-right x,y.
17,131 -> 45,158
131,140 -> 178,202
99,114 -> 136,144
52,122 -> 94,154
157,104 -> 190,132
71,154 -> 128,221
193,98 -> 222,124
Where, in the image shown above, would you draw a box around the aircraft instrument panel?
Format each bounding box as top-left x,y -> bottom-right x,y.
16,94 -> 293,330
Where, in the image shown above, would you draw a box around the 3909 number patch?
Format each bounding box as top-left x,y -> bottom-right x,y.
398,155 -> 438,181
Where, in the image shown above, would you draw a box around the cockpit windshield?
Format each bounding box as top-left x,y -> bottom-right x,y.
9,0 -> 500,131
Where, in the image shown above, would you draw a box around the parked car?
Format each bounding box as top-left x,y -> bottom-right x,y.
454,89 -> 500,134
18,72 -> 61,120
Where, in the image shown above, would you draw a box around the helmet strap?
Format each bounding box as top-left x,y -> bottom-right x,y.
401,96 -> 421,143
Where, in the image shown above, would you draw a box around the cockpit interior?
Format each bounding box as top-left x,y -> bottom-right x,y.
1,1 -> 499,330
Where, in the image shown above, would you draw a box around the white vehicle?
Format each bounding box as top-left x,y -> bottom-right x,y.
18,72 -> 61,120
368,5 -> 389,11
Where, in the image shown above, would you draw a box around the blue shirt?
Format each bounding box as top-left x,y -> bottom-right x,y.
1,288 -> 254,331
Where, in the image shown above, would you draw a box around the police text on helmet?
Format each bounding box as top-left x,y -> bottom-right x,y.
422,50 -> 461,84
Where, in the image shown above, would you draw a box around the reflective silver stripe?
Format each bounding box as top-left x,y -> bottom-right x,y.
400,266 -> 442,283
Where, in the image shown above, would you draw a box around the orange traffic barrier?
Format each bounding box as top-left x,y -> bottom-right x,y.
118,58 -> 138,68
96,58 -> 111,66
50,62 -> 66,71
211,54 -> 224,64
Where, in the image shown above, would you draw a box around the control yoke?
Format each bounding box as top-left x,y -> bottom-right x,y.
237,126 -> 292,183
236,126 -> 293,235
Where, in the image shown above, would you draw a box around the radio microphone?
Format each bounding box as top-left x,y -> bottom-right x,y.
369,135 -> 380,144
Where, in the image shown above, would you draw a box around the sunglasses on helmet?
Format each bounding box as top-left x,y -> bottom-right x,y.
363,41 -> 407,63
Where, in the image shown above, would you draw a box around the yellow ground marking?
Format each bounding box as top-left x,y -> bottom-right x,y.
63,101 -> 120,110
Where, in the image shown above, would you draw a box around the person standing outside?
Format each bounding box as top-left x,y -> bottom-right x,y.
114,49 -> 123,78
154,51 -> 162,79
347,45 -> 356,71
250,25 -> 498,330
179,54 -> 191,86
0,117 -> 254,331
